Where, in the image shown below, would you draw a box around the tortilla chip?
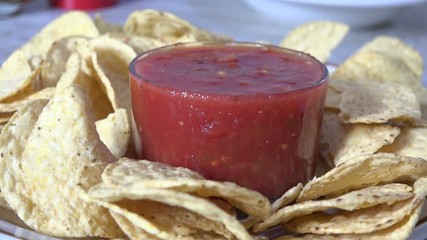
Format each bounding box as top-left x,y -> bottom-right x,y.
331,36 -> 427,111
56,53 -> 113,120
94,14 -> 123,34
109,211 -> 161,240
330,79 -> 421,124
124,9 -> 230,43
324,86 -> 341,110
280,21 -> 349,63
41,37 -> 93,88
95,109 -> 130,158
100,158 -> 271,219
320,111 -> 401,166
19,11 -> 99,59
275,202 -> 424,239
253,184 -> 413,232
106,32 -> 165,54
380,127 -> 427,160
0,86 -> 122,237
89,187 -> 252,240
0,87 -> 55,113
297,153 -> 427,202
90,36 -> 136,112
0,49 -> 34,102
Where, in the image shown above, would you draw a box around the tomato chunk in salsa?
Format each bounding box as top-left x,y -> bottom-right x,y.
130,42 -> 328,198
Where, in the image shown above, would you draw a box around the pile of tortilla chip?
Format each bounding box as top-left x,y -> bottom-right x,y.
246,23 -> 427,239
0,10 -> 427,240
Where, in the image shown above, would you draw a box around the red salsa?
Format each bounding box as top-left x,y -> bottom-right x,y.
130,42 -> 328,198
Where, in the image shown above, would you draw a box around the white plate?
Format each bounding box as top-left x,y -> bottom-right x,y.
242,0 -> 427,27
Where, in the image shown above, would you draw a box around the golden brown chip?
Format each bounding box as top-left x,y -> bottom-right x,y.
0,49 -> 35,102
297,153 -> 427,202
380,127 -> 427,160
0,86 -> 122,237
330,79 -> 421,124
280,21 -> 349,63
101,158 -> 271,219
320,111 -> 401,166
253,184 -> 413,233
95,109 -> 130,158
89,187 -> 252,240
19,11 -> 99,59
90,36 -> 136,112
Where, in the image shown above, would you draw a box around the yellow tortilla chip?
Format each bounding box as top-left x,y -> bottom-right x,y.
89,187 -> 252,240
0,87 -> 55,113
95,109 -> 130,158
380,127 -> 427,160
0,86 -> 122,237
100,158 -> 271,219
280,21 -> 349,63
274,202 -> 424,239
297,153 -> 427,202
41,37 -> 93,88
0,49 -> 35,102
94,14 -> 123,34
56,53 -> 113,120
124,9 -> 230,43
90,36 -> 136,112
330,79 -> 421,124
320,111 -> 401,166
331,36 -> 427,113
253,184 -> 413,233
19,11 -> 99,59
106,32 -> 165,54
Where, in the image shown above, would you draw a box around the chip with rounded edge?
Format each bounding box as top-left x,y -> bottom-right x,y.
280,21 -> 349,63
285,178 -> 427,235
0,87 -> 55,113
0,49 -> 35,102
90,36 -> 136,112
19,11 -> 99,59
123,9 -> 230,44
95,109 -> 130,158
106,32 -> 165,54
89,187 -> 252,240
253,184 -> 413,233
94,14 -> 123,34
331,79 -> 421,124
380,127 -> 427,160
42,37 -> 93,88
0,86 -> 122,237
109,211 -> 161,240
56,53 -> 113,120
320,111 -> 401,166
101,158 -> 271,219
332,36 -> 423,87
297,153 -> 427,202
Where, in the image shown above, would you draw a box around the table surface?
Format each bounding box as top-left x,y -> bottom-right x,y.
1,0 -> 427,85
0,0 -> 427,239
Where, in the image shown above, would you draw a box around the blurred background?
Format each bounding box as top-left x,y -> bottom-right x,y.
0,0 -> 427,84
